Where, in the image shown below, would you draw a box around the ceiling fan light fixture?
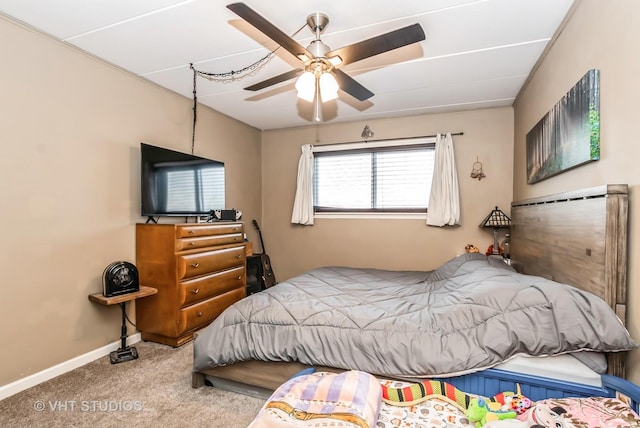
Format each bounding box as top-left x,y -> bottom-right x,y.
295,71 -> 316,102
328,56 -> 343,67
319,72 -> 339,101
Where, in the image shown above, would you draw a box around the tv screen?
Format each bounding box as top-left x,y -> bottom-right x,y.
140,143 -> 225,217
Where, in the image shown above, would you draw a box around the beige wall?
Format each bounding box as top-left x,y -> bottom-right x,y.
0,17 -> 261,386
261,108 -> 514,281
513,0 -> 640,383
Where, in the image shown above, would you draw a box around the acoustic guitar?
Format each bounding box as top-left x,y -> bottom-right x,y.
252,220 -> 277,289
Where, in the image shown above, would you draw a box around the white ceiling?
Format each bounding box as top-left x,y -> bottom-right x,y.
1,0 -> 575,130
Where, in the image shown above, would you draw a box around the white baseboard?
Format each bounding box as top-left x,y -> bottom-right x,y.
0,333 -> 141,401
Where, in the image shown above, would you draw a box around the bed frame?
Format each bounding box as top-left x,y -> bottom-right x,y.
192,184 -> 636,409
510,184 -> 629,378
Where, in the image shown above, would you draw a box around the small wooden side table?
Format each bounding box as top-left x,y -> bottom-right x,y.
88,286 -> 158,364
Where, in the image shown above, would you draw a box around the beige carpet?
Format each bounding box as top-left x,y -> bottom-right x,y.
0,341 -> 265,428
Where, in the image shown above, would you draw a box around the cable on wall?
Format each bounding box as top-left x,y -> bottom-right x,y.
190,63 -> 198,155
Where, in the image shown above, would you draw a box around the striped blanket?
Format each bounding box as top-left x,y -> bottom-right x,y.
248,371 -> 381,428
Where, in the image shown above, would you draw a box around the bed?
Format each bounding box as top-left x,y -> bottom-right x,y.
192,184 -> 640,416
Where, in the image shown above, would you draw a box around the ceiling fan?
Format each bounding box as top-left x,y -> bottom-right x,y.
227,3 -> 426,105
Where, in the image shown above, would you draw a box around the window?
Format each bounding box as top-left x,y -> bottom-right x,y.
313,140 -> 435,213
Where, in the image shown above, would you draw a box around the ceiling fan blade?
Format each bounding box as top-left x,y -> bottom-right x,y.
244,69 -> 302,91
332,70 -> 374,101
227,3 -> 313,61
327,23 -> 425,67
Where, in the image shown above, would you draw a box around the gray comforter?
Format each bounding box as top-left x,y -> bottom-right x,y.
193,254 -> 636,377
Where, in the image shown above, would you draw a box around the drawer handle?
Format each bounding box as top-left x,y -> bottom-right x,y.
191,288 -> 200,294
189,230 -> 195,235
197,312 -> 203,317
189,242 -> 195,246
235,255 -> 241,259
236,276 -> 242,280
234,237 -> 240,241
190,262 -> 200,268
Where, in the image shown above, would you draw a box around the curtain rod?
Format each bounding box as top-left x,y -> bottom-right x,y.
313,132 -> 464,148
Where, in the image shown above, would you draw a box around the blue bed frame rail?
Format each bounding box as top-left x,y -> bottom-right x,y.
439,368 -> 640,413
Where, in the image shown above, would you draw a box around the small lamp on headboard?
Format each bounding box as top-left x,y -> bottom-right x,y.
480,206 -> 511,255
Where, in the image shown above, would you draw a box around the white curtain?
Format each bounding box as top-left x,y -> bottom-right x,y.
426,133 -> 460,226
291,144 -> 315,225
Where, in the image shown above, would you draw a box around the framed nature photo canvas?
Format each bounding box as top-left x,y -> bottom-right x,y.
526,69 -> 600,184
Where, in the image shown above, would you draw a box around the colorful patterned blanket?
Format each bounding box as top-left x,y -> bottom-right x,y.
511,396 -> 640,428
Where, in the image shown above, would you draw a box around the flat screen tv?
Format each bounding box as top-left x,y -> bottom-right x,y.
140,143 -> 225,217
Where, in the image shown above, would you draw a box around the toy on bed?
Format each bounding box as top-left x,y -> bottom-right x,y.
466,397 -> 518,427
465,243 -> 480,253
381,379 -> 472,410
382,379 -> 531,413
486,386 -> 532,415
481,402 -> 565,427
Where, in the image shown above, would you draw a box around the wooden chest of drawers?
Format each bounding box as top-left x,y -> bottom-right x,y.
135,222 -> 246,347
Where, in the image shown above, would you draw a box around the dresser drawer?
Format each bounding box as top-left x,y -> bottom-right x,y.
176,233 -> 243,251
179,266 -> 245,306
178,246 -> 245,280
176,223 -> 243,238
177,287 -> 245,334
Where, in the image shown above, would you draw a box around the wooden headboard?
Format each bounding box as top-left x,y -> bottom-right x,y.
510,184 -> 629,377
